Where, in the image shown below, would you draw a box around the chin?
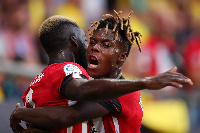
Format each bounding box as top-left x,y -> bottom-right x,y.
87,71 -> 98,79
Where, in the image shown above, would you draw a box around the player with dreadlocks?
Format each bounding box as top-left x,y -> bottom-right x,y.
10,11 -> 192,133
86,10 -> 144,133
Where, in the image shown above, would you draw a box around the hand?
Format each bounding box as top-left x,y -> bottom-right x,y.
145,66 -> 193,90
22,126 -> 55,133
10,103 -> 24,133
21,128 -> 55,133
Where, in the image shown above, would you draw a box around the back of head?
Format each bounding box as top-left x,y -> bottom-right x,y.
88,10 -> 143,56
39,15 -> 79,54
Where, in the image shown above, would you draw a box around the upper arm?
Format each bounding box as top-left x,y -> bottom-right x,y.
59,62 -> 89,100
60,77 -> 88,100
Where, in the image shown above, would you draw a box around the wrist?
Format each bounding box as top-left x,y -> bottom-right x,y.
140,77 -> 152,89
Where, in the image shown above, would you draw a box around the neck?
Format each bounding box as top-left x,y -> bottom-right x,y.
48,49 -> 75,65
95,69 -> 122,79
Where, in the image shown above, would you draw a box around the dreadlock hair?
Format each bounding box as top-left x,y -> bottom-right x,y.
88,10 -> 142,56
39,15 -> 79,54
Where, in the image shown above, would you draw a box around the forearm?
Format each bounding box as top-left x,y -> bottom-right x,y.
13,103 -> 108,128
68,70 -> 192,102
13,106 -> 71,128
70,78 -> 147,102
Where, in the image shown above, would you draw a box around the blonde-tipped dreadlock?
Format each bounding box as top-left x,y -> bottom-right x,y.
88,10 -> 142,53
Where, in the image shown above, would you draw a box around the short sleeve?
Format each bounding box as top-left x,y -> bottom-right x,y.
60,74 -> 88,97
60,63 -> 89,97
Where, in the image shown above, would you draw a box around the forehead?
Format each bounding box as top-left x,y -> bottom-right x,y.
92,28 -> 116,40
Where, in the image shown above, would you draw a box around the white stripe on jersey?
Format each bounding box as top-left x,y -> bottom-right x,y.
67,126 -> 73,133
67,100 -> 75,133
112,116 -> 120,133
67,101 -> 88,133
92,117 -> 105,133
82,121 -> 88,133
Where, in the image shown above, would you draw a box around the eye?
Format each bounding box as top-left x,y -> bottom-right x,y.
103,43 -> 111,48
89,40 -> 96,46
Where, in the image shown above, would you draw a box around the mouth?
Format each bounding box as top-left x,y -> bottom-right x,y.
88,55 -> 98,68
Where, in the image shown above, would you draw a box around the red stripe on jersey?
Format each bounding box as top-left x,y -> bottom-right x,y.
71,122 -> 89,133
102,115 -> 117,133
72,123 -> 82,133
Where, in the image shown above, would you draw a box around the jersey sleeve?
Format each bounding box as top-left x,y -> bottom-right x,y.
60,63 -> 89,96
60,74 -> 88,96
99,99 -> 122,114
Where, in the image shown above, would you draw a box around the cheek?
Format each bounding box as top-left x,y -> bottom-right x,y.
101,53 -> 118,68
104,48 -> 120,63
87,45 -> 93,51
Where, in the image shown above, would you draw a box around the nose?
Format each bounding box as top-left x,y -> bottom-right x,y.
91,43 -> 100,53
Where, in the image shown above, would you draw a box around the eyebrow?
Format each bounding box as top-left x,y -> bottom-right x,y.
90,37 -> 112,42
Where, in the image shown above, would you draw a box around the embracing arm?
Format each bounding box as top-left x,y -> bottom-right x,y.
10,67 -> 193,132
65,67 -> 193,102
10,102 -> 109,132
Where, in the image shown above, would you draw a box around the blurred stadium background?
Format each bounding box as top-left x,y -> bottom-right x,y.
0,0 -> 200,132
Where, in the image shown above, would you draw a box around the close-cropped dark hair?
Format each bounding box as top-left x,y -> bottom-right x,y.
39,15 -> 78,54
88,10 -> 142,56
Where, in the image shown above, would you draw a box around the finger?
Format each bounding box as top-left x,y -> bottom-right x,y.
11,125 -> 23,133
166,72 -> 193,82
16,125 -> 24,133
10,118 -> 23,132
176,73 -> 191,80
170,74 -> 193,85
170,78 -> 193,86
166,82 -> 183,88
11,124 -> 23,133
185,78 -> 193,85
13,126 -> 23,133
169,66 -> 177,72
16,103 -> 21,108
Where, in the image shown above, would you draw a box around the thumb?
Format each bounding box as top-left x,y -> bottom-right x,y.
16,103 -> 21,108
169,66 -> 177,72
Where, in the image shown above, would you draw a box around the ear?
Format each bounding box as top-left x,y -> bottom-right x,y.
70,35 -> 78,48
118,52 -> 127,63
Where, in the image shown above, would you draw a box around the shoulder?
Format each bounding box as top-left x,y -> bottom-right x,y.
62,62 -> 89,79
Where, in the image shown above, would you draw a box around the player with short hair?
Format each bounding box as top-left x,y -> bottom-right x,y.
22,15 -> 90,133
10,12 -> 193,133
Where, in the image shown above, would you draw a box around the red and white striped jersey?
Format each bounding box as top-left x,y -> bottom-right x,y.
22,62 -> 90,133
89,76 -> 143,133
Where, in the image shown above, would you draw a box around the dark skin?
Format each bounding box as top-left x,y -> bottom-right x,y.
10,28 -> 193,133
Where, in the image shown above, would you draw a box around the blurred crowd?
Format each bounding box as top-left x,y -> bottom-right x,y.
0,0 -> 199,132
